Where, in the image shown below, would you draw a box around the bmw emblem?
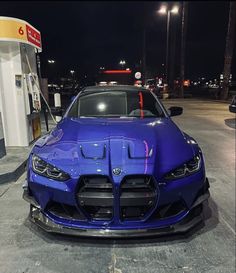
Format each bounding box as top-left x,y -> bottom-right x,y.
112,168 -> 122,176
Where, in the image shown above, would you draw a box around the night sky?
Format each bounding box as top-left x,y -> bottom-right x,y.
1,1 -> 235,81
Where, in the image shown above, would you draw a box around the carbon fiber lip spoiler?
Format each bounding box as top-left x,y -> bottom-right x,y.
23,189 -> 210,238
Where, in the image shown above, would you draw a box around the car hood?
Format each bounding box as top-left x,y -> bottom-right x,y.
33,117 -> 197,179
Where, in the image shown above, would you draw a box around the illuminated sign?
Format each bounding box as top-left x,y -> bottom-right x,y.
103,70 -> 132,74
135,72 -> 142,79
0,17 -> 42,51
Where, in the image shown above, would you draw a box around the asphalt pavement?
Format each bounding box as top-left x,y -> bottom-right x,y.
0,99 -> 235,273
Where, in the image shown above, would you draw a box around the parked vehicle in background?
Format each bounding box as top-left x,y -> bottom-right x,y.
98,81 -> 118,86
145,78 -> 161,95
208,83 -> 219,89
145,79 -> 156,90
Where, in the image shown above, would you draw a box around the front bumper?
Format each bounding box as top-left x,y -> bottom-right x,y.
23,186 -> 210,238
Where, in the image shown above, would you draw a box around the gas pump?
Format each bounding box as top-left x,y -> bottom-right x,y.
0,17 -> 43,148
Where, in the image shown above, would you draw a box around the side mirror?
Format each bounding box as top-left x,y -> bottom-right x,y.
168,106 -> 183,117
229,104 -> 236,113
229,96 -> 236,113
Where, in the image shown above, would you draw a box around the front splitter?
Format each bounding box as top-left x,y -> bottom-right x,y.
28,203 -> 206,238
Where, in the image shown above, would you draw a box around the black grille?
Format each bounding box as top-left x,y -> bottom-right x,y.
120,175 -> 157,220
47,202 -> 86,220
77,175 -> 113,220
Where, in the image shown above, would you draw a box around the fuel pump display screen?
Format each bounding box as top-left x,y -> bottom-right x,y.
15,75 -> 22,88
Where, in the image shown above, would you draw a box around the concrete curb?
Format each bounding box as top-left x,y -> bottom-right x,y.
0,158 -> 27,184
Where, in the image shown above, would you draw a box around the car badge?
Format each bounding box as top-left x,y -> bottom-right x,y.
112,168 -> 122,176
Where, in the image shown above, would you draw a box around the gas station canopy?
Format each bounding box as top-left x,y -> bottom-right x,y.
0,16 -> 42,51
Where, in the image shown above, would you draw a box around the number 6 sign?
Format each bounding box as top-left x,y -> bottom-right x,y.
18,26 -> 24,35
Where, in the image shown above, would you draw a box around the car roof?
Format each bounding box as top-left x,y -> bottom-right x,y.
82,85 -> 148,92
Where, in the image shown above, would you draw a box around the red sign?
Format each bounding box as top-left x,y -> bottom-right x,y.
26,24 -> 41,49
103,70 -> 132,74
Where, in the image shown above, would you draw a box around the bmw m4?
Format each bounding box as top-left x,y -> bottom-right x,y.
23,85 -> 210,237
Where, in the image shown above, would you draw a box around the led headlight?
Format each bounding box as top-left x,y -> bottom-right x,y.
32,154 -> 70,181
164,155 -> 201,180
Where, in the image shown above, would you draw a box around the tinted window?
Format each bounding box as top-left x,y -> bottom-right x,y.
67,90 -> 164,118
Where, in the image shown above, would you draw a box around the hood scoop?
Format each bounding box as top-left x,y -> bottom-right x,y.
127,140 -> 153,159
79,139 -> 153,160
80,142 -> 106,160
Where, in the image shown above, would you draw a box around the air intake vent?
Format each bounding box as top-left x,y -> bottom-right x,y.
152,201 -> 187,220
120,175 -> 157,221
77,175 -> 113,220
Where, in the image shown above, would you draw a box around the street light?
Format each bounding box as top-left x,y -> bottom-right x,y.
171,6 -> 179,14
158,5 -> 179,86
119,60 -> 126,68
158,6 -> 167,14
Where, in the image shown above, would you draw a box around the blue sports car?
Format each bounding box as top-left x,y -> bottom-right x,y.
23,85 -> 210,237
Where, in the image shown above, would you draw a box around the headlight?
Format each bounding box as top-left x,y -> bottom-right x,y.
164,155 -> 201,180
32,154 -> 70,181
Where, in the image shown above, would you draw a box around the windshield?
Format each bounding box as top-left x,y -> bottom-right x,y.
67,90 -> 165,118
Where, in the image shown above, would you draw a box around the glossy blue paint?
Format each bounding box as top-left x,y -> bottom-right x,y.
27,87 -> 207,232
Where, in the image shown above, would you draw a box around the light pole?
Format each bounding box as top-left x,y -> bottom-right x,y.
142,28 -> 146,86
70,70 -> 76,87
221,1 -> 236,100
180,2 -> 188,98
47,59 -> 55,84
158,5 -> 179,86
